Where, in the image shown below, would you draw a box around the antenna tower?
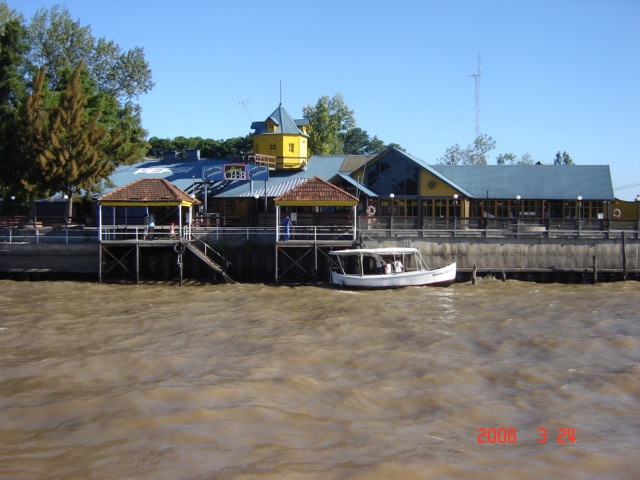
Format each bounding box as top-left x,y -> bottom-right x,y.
469,53 -> 482,138
232,98 -> 252,122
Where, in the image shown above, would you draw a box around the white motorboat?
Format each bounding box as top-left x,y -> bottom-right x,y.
329,247 -> 456,289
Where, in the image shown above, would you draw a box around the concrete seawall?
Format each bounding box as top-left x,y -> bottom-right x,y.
0,244 -> 99,279
369,236 -> 638,273
1,236 -> 638,282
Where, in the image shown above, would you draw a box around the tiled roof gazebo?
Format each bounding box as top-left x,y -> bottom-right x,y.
273,176 -> 359,241
98,178 -> 200,241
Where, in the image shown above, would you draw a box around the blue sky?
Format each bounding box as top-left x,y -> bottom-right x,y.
14,0 -> 640,200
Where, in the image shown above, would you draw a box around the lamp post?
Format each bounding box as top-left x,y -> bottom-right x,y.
515,195 -> 521,237
452,194 -> 459,233
389,193 -> 395,234
254,194 -> 260,226
577,196 -> 582,233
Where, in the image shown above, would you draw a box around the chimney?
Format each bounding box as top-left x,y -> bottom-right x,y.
163,150 -> 178,161
185,149 -> 201,161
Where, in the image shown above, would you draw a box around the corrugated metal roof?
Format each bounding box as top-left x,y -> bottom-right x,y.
340,155 -> 375,172
214,155 -> 363,198
432,165 -> 615,200
107,157 -> 230,194
335,173 -> 379,197
237,178 -> 309,198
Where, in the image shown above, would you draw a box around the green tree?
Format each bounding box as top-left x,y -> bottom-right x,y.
27,5 -> 153,100
468,134 -> 496,165
342,127 -> 370,154
303,93 -> 355,155
0,19 -> 29,124
496,152 -> 534,165
38,62 -> 145,215
496,152 -> 517,165
437,134 -> 496,165
3,66 -> 49,209
0,2 -> 24,34
342,128 -> 395,155
437,143 -> 465,165
554,151 -> 574,165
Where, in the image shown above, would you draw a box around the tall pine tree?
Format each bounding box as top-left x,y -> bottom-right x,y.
38,61 -> 121,216
11,66 -> 49,214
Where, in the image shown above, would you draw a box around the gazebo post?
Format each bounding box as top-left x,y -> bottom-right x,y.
352,204 -> 357,241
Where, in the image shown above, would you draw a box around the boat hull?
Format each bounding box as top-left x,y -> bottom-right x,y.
330,262 -> 456,289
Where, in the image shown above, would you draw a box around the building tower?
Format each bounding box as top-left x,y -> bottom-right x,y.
251,104 -> 309,170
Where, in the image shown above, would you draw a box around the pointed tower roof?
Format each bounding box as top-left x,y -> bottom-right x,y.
251,104 -> 309,136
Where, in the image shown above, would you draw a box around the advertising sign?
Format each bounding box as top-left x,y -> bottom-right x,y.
202,164 -> 268,181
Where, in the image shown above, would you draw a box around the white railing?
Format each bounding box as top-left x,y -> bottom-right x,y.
98,225 -> 191,242
0,227 -> 98,244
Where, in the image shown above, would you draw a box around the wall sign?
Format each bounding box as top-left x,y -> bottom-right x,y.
202,164 -> 269,181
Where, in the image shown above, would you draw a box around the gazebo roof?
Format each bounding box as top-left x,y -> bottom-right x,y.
98,178 -> 200,206
274,176 -> 359,206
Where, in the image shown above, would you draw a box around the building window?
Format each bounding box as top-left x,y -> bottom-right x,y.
270,144 -> 276,151
288,143 -> 294,153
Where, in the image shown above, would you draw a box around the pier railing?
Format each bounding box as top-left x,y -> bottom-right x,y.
358,216 -> 639,239
2,216 -> 638,244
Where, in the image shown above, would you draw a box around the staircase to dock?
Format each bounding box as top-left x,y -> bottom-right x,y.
183,240 -> 236,284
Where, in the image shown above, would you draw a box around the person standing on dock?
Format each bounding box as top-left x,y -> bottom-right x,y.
145,212 -> 156,240
282,215 -> 292,241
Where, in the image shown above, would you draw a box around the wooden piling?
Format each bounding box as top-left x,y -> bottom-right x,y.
472,263 -> 477,285
621,231 -> 627,281
593,254 -> 597,284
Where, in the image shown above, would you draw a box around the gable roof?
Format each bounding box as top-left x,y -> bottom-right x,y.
251,104 -> 309,136
99,178 -> 200,206
354,147 -> 474,197
274,176 -> 359,206
432,165 -> 615,200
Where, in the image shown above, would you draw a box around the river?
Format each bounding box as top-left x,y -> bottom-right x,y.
1,279 -> 638,479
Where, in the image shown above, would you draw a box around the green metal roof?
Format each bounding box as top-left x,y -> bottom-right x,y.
432,165 -> 615,200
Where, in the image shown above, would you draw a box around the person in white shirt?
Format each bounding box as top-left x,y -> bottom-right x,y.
394,258 -> 403,273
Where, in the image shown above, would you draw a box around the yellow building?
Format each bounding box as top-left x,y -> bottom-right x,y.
251,104 -> 309,170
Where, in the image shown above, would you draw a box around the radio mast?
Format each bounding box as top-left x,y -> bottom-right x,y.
469,53 -> 482,138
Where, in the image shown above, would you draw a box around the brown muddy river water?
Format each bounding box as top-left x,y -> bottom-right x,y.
0,279 -> 639,479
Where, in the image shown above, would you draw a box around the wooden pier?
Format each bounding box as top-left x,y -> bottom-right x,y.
99,237 -> 234,285
275,239 -> 356,283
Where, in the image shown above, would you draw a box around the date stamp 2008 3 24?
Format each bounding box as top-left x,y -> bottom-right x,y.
477,427 -> 576,444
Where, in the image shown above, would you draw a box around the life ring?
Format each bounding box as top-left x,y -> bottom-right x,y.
367,205 -> 376,216
613,208 -> 621,218
173,242 -> 186,254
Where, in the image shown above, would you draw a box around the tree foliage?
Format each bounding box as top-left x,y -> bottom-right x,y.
0,2 -> 151,210
147,134 -> 253,159
303,94 -> 355,155
554,151 -> 574,165
496,152 -> 534,165
0,19 -> 29,124
437,134 -> 496,165
303,93 -> 401,156
26,5 -> 154,101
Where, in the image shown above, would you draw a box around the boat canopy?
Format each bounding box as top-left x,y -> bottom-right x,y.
329,248 -> 420,256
